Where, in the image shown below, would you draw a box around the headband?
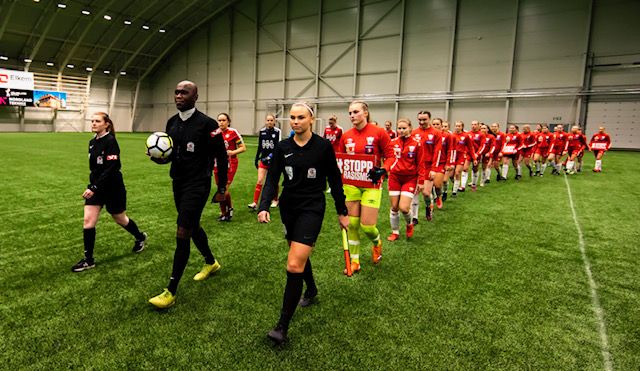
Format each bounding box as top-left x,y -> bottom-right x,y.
293,102 -> 315,117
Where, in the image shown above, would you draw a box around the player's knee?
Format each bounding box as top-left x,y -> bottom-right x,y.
360,224 -> 379,240
176,226 -> 192,239
399,205 -> 410,214
111,212 -> 128,226
286,260 -> 305,273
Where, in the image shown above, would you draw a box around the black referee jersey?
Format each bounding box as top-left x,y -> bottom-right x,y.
87,132 -> 123,192
165,109 -> 228,185
259,133 -> 347,215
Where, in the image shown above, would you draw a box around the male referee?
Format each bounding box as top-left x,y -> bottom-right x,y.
149,80 -> 228,308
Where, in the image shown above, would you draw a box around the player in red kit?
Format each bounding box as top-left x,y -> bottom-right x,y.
467,120 -> 486,190
384,120 -> 397,139
575,128 -> 588,172
448,121 -> 477,196
548,124 -> 568,175
490,122 -> 506,181
589,126 -> 611,172
214,113 -> 246,221
533,124 -> 553,176
338,100 -> 393,273
431,118 -> 449,207
565,125 -> 589,174
479,124 -> 496,186
500,124 -> 523,180
323,114 -> 343,154
520,125 -> 537,177
413,111 -> 442,220
385,118 -> 423,240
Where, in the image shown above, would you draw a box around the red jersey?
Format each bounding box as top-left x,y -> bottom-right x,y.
339,123 -> 393,167
493,131 -> 506,152
449,132 -> 476,161
384,135 -> 424,177
536,132 -> 553,149
412,127 -> 443,166
502,133 -> 522,155
324,125 -> 344,153
521,132 -> 537,150
589,133 -> 611,151
437,131 -> 452,166
479,134 -> 496,156
468,130 -> 486,155
386,129 -> 397,139
221,128 -> 244,159
567,133 -> 588,151
549,131 -> 569,153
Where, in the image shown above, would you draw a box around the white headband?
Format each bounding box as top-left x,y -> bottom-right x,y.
293,102 -> 315,117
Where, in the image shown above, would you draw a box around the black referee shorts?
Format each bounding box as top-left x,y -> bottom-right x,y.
279,205 -> 325,247
85,182 -> 127,215
172,177 -> 211,229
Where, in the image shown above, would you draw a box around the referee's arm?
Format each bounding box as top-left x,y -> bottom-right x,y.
258,143 -> 283,212
324,142 -> 347,215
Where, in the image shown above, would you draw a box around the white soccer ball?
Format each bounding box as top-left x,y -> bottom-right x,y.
146,132 -> 173,159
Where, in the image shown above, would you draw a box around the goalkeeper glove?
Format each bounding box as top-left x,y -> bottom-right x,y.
367,167 -> 386,185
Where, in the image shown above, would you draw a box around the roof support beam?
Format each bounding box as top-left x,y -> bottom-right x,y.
0,0 -> 17,41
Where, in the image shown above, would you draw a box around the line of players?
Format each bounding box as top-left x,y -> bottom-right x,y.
319,112 -> 612,241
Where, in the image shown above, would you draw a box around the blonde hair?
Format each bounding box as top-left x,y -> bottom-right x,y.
291,101 -> 315,117
397,118 -> 412,127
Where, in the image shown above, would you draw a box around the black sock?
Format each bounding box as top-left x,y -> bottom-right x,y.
167,237 -> 191,295
303,259 -> 317,298
192,227 -> 215,264
83,228 -> 96,262
123,218 -> 144,240
435,187 -> 442,197
278,271 -> 304,331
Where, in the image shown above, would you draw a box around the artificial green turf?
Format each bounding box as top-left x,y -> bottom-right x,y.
0,132 -> 637,369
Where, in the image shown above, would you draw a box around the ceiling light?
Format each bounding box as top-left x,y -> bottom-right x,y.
159,29 -> 166,33
103,15 -> 112,21
0,56 -> 9,61
46,62 -> 54,66
33,0 -> 40,2
120,71 -> 126,75
24,58 -> 32,63
124,20 -> 132,25
66,64 -> 74,68
57,3 -> 67,9
85,67 -> 93,72
103,70 -> 110,74
81,10 -> 90,15
142,25 -> 150,30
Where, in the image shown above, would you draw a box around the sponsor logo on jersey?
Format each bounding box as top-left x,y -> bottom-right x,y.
285,166 -> 293,180
106,155 -> 118,160
307,168 -> 316,179
187,142 -> 195,152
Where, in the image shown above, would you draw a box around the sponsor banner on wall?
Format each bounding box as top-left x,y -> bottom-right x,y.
0,88 -> 34,106
34,90 -> 67,109
0,69 -> 35,90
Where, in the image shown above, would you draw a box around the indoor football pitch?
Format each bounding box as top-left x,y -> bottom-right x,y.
1,132 -> 638,369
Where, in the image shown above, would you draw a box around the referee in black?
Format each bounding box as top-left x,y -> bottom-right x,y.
258,101 -> 349,345
72,112 -> 147,272
148,80 -> 228,309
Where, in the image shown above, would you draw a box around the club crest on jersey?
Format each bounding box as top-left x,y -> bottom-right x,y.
408,146 -> 416,158
307,168 -> 316,179
364,136 -> 375,154
393,146 -> 401,158
366,137 -> 374,145
96,156 -> 103,164
272,134 -> 276,138
285,166 -> 293,180
187,142 -> 195,152
345,141 -> 356,154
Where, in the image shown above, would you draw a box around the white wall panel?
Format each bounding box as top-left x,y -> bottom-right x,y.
320,43 -> 355,76
450,101 -> 505,126
361,0 -> 402,39
587,101 -> 640,149
319,76 -> 352,97
321,8 -> 357,45
289,15 -> 319,49
286,48 -> 316,79
509,99 -> 578,125
398,103 -> 447,123
591,0 -> 640,57
359,37 -> 400,73
324,0 -> 358,13
452,0 -> 515,91
257,81 -> 283,100
512,0 -> 588,89
358,73 -> 397,95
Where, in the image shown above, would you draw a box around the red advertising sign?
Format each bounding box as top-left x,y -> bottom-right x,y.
335,152 -> 379,189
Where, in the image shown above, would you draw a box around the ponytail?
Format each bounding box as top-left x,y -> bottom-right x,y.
94,112 -> 115,136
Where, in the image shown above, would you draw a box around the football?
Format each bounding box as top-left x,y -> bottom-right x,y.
146,132 -> 173,159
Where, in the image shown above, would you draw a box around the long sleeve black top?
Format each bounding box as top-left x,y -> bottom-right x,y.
88,132 -> 122,192
165,109 -> 228,188
259,133 -> 347,215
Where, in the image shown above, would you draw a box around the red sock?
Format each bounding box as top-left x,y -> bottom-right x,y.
253,183 -> 262,204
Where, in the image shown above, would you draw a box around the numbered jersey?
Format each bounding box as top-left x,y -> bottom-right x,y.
221,127 -> 244,159
257,127 -> 281,159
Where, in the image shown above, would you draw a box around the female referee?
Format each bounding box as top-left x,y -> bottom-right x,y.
338,100 -> 393,273
258,101 -> 349,345
72,112 -> 147,272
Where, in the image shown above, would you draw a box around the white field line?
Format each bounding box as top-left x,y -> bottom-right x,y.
563,174 -> 613,371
